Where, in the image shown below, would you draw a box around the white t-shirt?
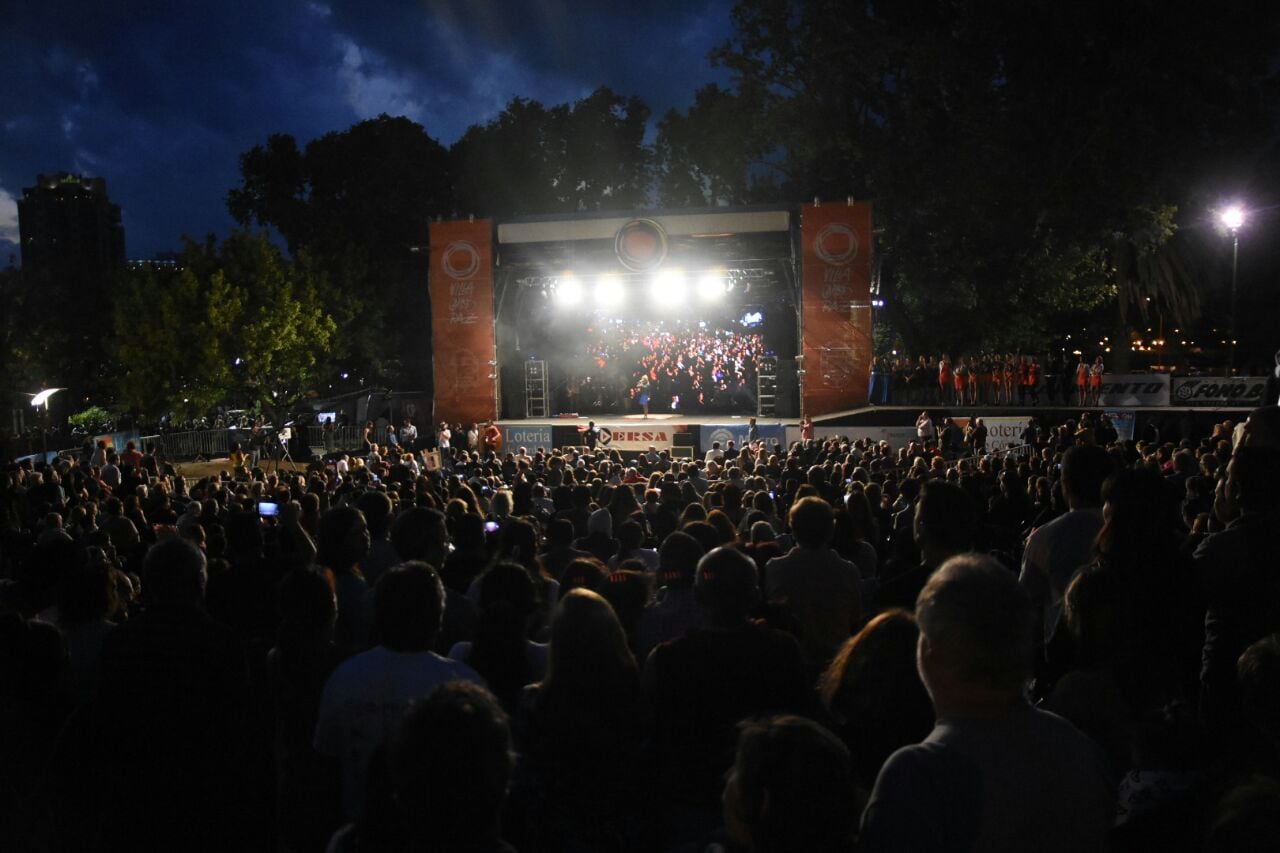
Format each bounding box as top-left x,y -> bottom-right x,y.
314,646 -> 483,818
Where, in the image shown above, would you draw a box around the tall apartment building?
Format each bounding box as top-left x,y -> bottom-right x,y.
18,172 -> 126,280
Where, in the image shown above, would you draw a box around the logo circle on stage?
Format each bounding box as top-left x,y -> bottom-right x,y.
813,223 -> 858,266
442,241 -> 482,280
597,427 -> 613,446
708,427 -> 735,448
615,219 -> 668,272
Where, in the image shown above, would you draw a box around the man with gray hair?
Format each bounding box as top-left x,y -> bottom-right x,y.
860,555 -> 1114,852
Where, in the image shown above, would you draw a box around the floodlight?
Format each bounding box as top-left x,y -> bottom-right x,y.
555,276 -> 583,306
697,271 -> 726,302
30,388 -> 64,408
1219,205 -> 1245,231
594,274 -> 625,309
651,269 -> 685,304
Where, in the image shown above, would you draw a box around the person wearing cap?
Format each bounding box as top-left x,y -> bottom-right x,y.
644,547 -> 809,816
574,507 -> 618,564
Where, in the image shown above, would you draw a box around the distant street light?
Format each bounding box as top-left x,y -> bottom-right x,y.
29,387 -> 64,458
1218,205 -> 1245,376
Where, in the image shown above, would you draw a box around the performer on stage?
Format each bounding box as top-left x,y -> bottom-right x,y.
635,374 -> 651,418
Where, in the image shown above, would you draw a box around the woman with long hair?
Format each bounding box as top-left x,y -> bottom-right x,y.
451,562 -> 546,712
511,590 -> 644,851
314,504 -> 370,658
819,610 -> 933,791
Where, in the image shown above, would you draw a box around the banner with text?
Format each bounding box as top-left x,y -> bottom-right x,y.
583,424 -> 679,452
700,423 -> 787,453
430,219 -> 497,425
502,425 -> 554,450
1170,376 -> 1267,408
1097,373 -> 1170,407
800,201 -> 874,416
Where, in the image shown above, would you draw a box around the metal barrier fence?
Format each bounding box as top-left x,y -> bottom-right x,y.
154,429 -> 230,461
306,426 -> 365,452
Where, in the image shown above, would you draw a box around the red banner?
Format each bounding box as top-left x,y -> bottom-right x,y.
429,219 -> 497,425
800,201 -> 873,415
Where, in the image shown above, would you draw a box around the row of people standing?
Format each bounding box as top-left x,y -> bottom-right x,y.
873,353 -> 1107,406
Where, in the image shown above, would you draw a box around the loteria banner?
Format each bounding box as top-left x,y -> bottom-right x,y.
800,201 -> 874,416
429,219 -> 497,425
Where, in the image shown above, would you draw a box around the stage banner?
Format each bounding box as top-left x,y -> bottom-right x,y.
1170,376 -> 1267,408
701,424 -> 787,453
502,425 -> 553,450
800,201 -> 874,416
429,219 -> 497,426
1097,373 -> 1170,407
785,425 -> 919,448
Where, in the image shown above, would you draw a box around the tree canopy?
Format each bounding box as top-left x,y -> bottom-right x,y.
112,232 -> 336,421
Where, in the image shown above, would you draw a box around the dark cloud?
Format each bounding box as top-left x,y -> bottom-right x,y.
0,1 -> 732,256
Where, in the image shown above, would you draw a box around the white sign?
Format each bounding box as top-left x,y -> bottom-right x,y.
1097,373 -> 1170,407
594,425 -> 674,452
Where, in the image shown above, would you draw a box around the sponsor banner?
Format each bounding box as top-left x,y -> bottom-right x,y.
596,425 -> 675,452
502,425 -> 553,450
551,425 -> 584,449
1170,376 -> 1267,408
700,423 -> 787,453
429,219 -> 497,426
979,417 -> 1033,448
800,201 -> 874,416
1097,373 -> 1170,407
1104,410 -> 1136,442
785,425 -> 918,448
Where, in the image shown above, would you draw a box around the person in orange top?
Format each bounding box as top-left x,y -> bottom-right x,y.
938,355 -> 953,406
1075,356 -> 1089,407
483,421 -> 503,456
1088,356 -> 1105,406
953,358 -> 968,407
1003,356 -> 1016,405
1027,357 -> 1042,406
967,358 -> 980,406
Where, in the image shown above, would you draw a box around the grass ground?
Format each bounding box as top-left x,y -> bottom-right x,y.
173,457 -> 310,480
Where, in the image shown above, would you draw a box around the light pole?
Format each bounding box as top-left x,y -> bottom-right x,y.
30,387 -> 64,460
1219,205 -> 1245,377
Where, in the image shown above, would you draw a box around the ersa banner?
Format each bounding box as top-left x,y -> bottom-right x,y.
1171,376 -> 1268,408
584,425 -> 675,452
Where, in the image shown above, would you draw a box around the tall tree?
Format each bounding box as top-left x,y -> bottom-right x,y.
227,115 -> 450,390
706,0 -> 1280,353
112,232 -> 336,422
453,86 -> 652,218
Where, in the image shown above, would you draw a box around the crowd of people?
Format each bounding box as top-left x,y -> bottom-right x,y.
558,324 -> 765,415
3,403 -> 1280,851
871,352 -> 1109,407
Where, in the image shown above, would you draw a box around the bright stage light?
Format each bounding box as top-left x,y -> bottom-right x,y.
651,269 -> 685,304
554,275 -> 583,306
698,271 -> 726,302
594,273 -> 625,309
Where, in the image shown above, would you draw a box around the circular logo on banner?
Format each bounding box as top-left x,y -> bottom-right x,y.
615,219 -> 669,272
707,427 -> 735,448
442,241 -> 482,280
813,223 -> 858,266
597,426 -> 613,446
1174,382 -> 1196,402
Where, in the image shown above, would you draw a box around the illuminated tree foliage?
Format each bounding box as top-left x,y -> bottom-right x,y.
113,232 -> 335,420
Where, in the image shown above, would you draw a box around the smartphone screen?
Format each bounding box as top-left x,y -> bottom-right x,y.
258,501 -> 280,518
484,520 -> 500,534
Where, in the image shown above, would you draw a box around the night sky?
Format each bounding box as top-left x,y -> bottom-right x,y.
0,1 -> 734,261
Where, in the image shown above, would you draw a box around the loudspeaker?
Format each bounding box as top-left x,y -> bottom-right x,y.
775,358 -> 798,417
500,365 -> 523,420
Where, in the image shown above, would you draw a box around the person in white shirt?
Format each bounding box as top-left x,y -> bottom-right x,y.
437,422 -> 451,452
705,441 -> 725,464
315,562 -> 484,819
399,419 -> 418,448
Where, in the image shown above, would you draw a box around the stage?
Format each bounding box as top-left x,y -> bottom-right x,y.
495,404 -> 1252,456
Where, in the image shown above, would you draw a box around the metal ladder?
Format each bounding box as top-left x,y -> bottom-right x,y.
525,360 -> 548,418
757,356 -> 778,416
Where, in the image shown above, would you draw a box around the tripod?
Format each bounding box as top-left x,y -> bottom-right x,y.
272,430 -> 295,473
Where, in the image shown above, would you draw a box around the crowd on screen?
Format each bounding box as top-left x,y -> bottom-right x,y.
3,404 -> 1280,851
560,325 -> 764,415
